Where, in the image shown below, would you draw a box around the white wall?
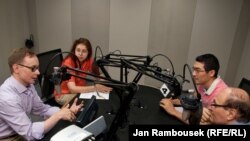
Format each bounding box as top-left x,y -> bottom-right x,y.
108,0 -> 152,83
1,0 -> 250,88
225,0 -> 250,86
36,0 -> 72,53
0,0 -> 30,82
145,0 -> 196,87
188,0 -> 243,79
71,0 -> 110,54
235,26 -> 250,86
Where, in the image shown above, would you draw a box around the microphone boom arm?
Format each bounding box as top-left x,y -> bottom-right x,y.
58,65 -> 139,140
121,58 -> 182,98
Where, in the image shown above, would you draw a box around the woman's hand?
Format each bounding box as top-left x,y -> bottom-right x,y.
95,84 -> 113,93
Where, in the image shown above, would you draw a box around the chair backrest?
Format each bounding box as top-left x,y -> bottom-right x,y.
37,49 -> 63,100
238,77 -> 250,95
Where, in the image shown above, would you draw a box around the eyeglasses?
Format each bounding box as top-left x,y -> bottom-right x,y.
17,64 -> 39,72
192,67 -> 206,73
76,48 -> 88,54
211,103 -> 229,108
211,101 -> 230,108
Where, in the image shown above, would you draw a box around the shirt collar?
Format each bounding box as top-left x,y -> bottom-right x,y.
10,76 -> 30,94
203,77 -> 220,95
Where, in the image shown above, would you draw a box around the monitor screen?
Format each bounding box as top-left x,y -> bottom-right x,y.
75,95 -> 99,128
37,49 -> 63,99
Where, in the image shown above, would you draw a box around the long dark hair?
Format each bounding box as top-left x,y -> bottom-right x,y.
65,38 -> 93,68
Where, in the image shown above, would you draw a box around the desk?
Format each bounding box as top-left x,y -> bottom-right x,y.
41,85 -> 183,141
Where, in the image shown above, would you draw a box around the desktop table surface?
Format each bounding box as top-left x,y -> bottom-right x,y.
41,85 -> 183,141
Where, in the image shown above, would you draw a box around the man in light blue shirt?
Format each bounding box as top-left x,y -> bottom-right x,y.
0,48 -> 83,141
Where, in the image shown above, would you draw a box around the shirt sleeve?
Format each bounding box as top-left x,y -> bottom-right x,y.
0,98 -> 44,141
31,86 -> 60,118
0,86 -> 60,141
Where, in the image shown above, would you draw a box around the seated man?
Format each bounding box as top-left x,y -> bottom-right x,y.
0,48 -> 83,141
160,54 -> 227,124
201,87 -> 250,125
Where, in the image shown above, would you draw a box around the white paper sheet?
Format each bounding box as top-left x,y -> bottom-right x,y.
79,91 -> 109,100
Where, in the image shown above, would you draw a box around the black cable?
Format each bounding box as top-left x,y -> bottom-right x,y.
41,51 -> 81,99
94,46 -> 104,61
44,51 -> 81,76
151,54 -> 175,76
110,50 -> 122,55
183,64 -> 200,100
181,64 -> 202,125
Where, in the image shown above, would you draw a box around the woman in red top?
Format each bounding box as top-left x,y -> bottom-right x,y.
55,38 -> 112,105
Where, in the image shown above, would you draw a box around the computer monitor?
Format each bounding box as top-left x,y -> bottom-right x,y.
37,49 -> 63,99
75,95 -> 99,128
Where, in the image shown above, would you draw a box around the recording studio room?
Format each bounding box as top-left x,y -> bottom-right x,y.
0,0 -> 250,141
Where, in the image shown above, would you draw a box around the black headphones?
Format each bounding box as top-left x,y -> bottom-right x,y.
25,34 -> 34,48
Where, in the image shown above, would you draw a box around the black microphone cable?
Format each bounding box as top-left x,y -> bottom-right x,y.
183,64 -> 200,100
150,54 -> 175,76
94,46 -> 104,62
41,51 -> 81,97
109,50 -> 122,55
180,64 -> 202,125
44,51 -> 81,76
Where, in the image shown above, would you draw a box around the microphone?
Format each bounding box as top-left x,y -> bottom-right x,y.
180,94 -> 202,124
51,67 -> 62,94
150,65 -> 181,98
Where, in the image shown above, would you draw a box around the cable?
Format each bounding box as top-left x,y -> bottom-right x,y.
181,64 -> 202,125
42,51 -> 81,99
151,54 -> 175,76
109,50 -> 122,55
44,51 -> 81,76
94,46 -> 104,60
183,64 -> 200,100
93,82 -> 107,100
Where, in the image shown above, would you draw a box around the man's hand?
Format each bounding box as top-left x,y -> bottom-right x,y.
160,98 -> 178,116
70,98 -> 84,114
200,107 -> 212,125
58,104 -> 76,122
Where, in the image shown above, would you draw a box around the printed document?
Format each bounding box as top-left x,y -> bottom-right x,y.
79,91 -> 109,100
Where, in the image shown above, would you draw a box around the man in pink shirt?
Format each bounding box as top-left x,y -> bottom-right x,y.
160,54 -> 227,124
194,54 -> 227,106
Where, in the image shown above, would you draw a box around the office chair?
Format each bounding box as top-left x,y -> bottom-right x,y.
37,49 -> 63,107
238,77 -> 250,95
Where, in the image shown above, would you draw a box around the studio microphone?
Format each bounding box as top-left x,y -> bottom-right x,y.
180,94 -> 202,124
51,67 -> 62,95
